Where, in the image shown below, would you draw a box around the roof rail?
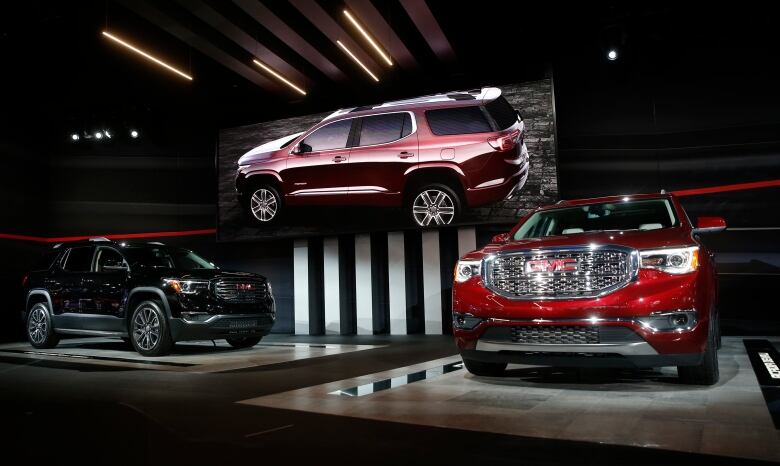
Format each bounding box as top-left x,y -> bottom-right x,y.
555,199 -> 567,204
88,237 -> 111,242
147,241 -> 165,245
52,243 -> 63,249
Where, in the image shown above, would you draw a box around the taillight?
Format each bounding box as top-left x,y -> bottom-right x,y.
488,129 -> 521,151
22,275 -> 28,287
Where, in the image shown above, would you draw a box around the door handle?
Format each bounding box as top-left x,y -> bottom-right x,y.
398,151 -> 415,159
332,155 -> 347,162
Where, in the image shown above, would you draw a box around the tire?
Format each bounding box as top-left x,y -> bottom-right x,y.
409,183 -> 460,227
26,303 -> 60,349
678,316 -> 719,385
462,357 -> 507,377
226,336 -> 262,349
245,185 -> 282,225
129,300 -> 173,357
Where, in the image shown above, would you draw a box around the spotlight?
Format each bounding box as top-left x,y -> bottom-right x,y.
70,133 -> 79,141
607,49 -> 618,61
94,132 -> 103,140
130,129 -> 139,139
104,130 -> 111,139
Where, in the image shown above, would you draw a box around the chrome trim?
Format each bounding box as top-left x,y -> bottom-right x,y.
475,178 -> 505,189
475,340 -> 659,356
482,245 -> 640,300
289,186 -> 388,196
178,313 -> 274,325
55,329 -> 126,337
482,311 -> 698,333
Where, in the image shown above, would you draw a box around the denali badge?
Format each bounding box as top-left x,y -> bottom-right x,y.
525,258 -> 578,273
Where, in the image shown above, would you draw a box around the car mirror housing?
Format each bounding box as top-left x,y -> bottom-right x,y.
291,144 -> 302,155
492,232 -> 510,243
693,216 -> 726,234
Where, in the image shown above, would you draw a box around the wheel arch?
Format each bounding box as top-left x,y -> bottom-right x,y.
402,165 -> 467,204
239,171 -> 283,195
26,289 -> 53,315
126,288 -> 172,329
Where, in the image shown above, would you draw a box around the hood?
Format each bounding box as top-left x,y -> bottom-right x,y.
237,131 -> 304,166
479,227 -> 694,257
141,268 -> 266,281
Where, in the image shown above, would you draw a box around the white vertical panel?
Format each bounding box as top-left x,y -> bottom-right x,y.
354,234 -> 373,335
323,237 -> 340,335
387,231 -> 407,335
293,239 -> 309,335
457,227 -> 477,258
421,230 -> 442,335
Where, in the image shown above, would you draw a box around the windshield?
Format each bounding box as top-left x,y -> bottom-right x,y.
122,247 -> 217,270
514,199 -> 678,240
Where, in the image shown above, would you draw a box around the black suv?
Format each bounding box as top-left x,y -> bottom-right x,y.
22,239 -> 275,356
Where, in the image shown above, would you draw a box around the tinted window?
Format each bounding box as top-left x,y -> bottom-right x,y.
514,199 -> 679,240
31,250 -> 61,271
358,113 -> 411,146
425,106 -> 492,135
63,247 -> 94,272
301,119 -> 352,152
485,96 -> 518,130
95,248 -> 126,272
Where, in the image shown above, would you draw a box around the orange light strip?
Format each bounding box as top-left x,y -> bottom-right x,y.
343,10 -> 393,66
252,59 -> 307,96
336,40 -> 379,82
102,31 -> 193,81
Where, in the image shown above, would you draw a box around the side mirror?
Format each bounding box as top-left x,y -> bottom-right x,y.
693,216 -> 726,234
292,143 -> 311,155
492,232 -> 510,243
291,144 -> 302,155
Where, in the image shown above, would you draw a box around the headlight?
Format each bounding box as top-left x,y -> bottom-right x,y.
639,246 -> 699,274
164,278 -> 210,294
454,259 -> 481,283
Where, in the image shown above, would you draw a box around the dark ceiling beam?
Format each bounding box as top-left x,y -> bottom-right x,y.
398,0 -> 456,63
174,0 -> 312,88
288,0 -> 381,76
116,0 -> 280,91
343,0 -> 418,71
232,0 -> 347,82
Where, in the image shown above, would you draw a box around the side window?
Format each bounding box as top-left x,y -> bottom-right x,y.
357,113 -> 411,146
300,119 -> 352,152
484,96 -> 518,130
425,106 -> 492,135
95,248 -> 126,272
62,247 -> 94,272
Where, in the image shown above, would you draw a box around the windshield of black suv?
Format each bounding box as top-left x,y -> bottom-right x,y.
514,199 -> 679,240
122,247 -> 217,270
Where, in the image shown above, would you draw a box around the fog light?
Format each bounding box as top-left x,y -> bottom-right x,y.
453,313 -> 482,330
636,309 -> 697,332
670,313 -> 688,327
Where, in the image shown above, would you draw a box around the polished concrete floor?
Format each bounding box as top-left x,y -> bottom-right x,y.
0,334 -> 777,465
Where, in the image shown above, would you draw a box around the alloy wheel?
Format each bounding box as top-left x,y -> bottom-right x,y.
28,307 -> 47,345
133,306 -> 161,351
412,189 -> 455,226
250,188 -> 278,222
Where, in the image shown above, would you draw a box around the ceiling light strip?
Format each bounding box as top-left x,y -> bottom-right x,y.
343,10 -> 393,66
336,40 -> 379,82
102,31 -> 193,81
252,59 -> 307,96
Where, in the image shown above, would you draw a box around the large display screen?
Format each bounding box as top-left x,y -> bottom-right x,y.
217,79 -> 558,241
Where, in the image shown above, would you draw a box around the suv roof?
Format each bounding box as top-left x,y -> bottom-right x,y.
51,239 -> 168,249
539,192 -> 676,210
321,87 -> 502,122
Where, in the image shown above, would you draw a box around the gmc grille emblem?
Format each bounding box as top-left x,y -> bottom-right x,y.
236,284 -> 253,291
525,258 -> 578,273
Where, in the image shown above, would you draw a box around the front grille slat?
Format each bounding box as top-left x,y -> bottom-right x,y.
212,278 -> 267,303
511,326 -> 600,344
486,248 -> 634,299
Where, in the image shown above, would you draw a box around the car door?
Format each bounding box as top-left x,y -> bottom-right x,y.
345,112 -> 418,205
85,247 -> 129,328
282,118 -> 355,205
50,246 -> 94,328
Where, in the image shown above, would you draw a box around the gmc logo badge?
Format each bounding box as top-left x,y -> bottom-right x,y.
525,258 -> 578,273
236,284 -> 253,291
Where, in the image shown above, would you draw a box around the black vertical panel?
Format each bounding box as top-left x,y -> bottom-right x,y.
338,234 -> 357,335
370,232 -> 389,334
438,228 -> 459,335
404,230 -> 424,334
307,237 -> 324,335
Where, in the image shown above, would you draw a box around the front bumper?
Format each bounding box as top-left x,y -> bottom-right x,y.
453,269 -> 712,367
169,313 -> 275,342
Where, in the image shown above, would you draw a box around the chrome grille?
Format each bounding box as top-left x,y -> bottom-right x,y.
511,326 -> 599,344
485,247 -> 636,299
213,278 -> 267,303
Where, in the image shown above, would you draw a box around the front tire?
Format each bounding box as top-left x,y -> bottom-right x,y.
130,300 -> 173,357
246,185 -> 282,225
409,183 -> 460,227
462,357 -> 507,377
678,316 -> 719,385
226,336 -> 262,349
26,303 -> 59,349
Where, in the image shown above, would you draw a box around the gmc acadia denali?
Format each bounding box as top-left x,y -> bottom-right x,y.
235,87 -> 530,226
452,193 -> 726,385
22,239 -> 275,356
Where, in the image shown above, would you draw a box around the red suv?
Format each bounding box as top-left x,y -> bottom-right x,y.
235,87 -> 529,226
452,193 -> 727,385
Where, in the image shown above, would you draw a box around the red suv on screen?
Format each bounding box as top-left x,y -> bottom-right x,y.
235,87 -> 529,226
452,193 -> 727,385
